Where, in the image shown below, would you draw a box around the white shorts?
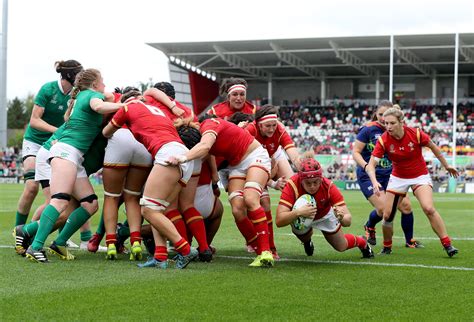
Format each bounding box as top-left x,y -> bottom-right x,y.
387,174 -> 433,195
192,158 -> 202,177
272,146 -> 288,162
22,139 -> 42,160
194,183 -> 215,219
35,147 -> 52,181
228,146 -> 271,180
103,128 -> 152,168
49,142 -> 87,178
292,209 -> 341,235
218,169 -> 230,190
154,141 -> 192,185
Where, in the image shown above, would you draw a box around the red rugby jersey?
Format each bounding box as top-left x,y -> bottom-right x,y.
144,95 -> 197,122
372,126 -> 430,179
200,118 -> 254,166
111,101 -> 183,158
246,121 -> 295,158
207,101 -> 256,120
278,174 -> 345,220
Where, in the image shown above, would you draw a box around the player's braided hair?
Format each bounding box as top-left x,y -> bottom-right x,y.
219,77 -> 248,97
177,126 -> 202,149
64,68 -> 101,121
55,60 -> 83,85
228,112 -> 254,125
153,82 -> 175,99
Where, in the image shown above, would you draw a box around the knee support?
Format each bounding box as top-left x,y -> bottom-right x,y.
79,194 -> 98,204
23,170 -> 35,182
386,195 -> 400,223
104,190 -> 122,197
39,180 -> 50,189
228,190 -> 243,202
260,189 -> 270,200
123,188 -> 142,196
243,181 -> 263,196
51,193 -> 71,201
140,196 -> 169,211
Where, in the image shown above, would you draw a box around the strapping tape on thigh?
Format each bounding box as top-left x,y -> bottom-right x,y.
228,190 -> 243,201
140,196 -> 169,211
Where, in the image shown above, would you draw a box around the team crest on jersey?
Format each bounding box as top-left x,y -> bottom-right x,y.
58,105 -> 64,110
389,144 -> 395,153
408,142 -> 414,151
51,94 -> 57,104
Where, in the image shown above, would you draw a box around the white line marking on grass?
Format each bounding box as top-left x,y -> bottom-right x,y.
219,255 -> 474,271
277,234 -> 474,241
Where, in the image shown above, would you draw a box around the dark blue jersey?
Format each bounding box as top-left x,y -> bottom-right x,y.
356,121 -> 392,178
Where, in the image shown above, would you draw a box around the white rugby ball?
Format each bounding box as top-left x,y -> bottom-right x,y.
291,194 -> 316,230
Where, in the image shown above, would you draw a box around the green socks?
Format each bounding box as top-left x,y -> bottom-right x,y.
15,211 -> 29,226
23,221 -> 39,237
55,207 -> 91,246
96,211 -> 105,236
31,205 -> 60,250
80,230 -> 92,242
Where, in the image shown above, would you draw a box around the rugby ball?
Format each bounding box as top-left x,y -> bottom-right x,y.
291,194 -> 316,230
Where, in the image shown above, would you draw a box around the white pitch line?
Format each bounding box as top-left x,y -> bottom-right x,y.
277,233 -> 474,241
1,245 -> 471,271
219,255 -> 474,271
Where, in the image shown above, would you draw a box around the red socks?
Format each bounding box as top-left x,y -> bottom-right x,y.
344,234 -> 367,250
174,238 -> 190,256
130,231 -> 141,245
183,207 -> 209,252
440,236 -> 451,248
154,246 -> 168,261
265,210 -> 276,250
105,233 -> 116,246
165,209 -> 188,241
236,217 -> 258,251
248,207 -> 270,253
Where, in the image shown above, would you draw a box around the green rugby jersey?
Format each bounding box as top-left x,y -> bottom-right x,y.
57,89 -> 105,153
24,81 -> 70,145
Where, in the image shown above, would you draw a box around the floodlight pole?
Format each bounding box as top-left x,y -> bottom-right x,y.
452,33 -> 459,169
0,0 -> 8,149
267,75 -> 273,105
389,35 -> 394,102
448,33 -> 459,193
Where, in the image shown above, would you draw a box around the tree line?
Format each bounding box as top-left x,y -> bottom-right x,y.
6,94 -> 35,147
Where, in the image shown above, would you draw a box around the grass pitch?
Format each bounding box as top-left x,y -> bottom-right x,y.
0,183 -> 473,321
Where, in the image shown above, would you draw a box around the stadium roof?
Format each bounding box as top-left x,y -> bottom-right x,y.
148,33 -> 474,81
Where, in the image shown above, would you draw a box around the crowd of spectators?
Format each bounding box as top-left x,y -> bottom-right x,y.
0,147 -> 21,177
279,102 -> 474,156
2,102 -> 472,182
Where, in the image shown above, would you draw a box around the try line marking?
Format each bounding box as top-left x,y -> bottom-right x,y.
219,255 -> 474,271
1,245 -> 471,271
277,233 -> 474,241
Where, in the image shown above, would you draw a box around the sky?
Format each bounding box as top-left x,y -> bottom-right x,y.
1,0 -> 473,100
